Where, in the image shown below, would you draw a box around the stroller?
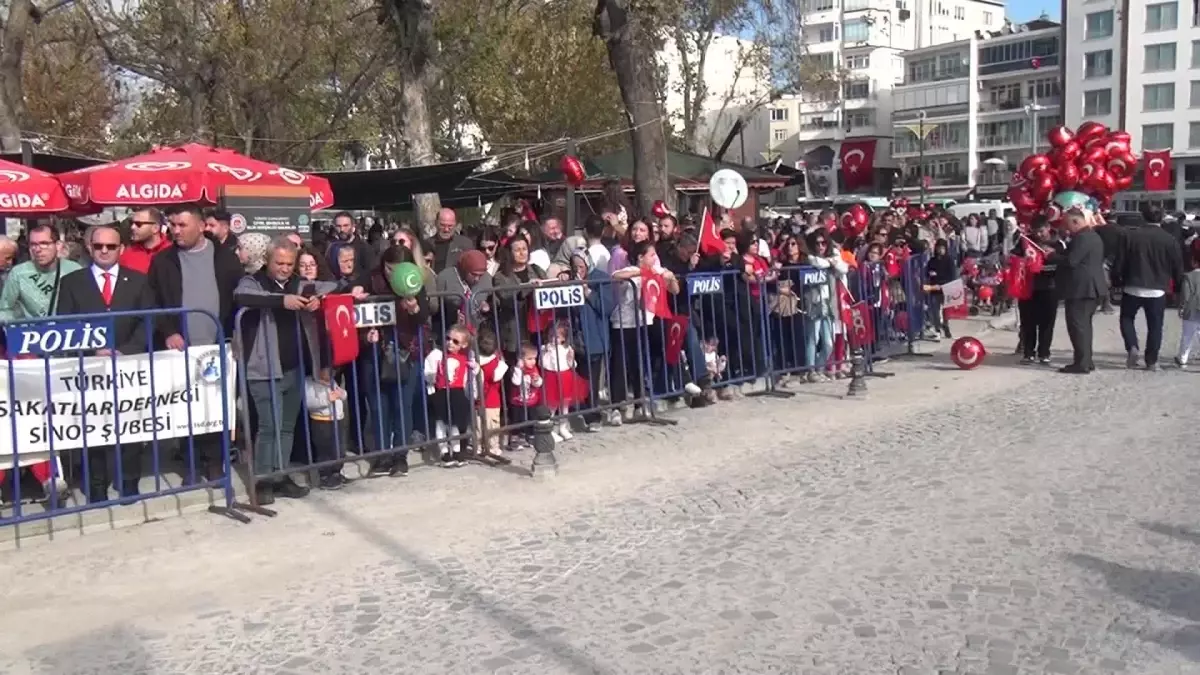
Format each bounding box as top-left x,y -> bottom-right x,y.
962,253 -> 1005,316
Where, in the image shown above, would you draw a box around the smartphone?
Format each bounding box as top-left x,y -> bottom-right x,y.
301,283 -> 317,298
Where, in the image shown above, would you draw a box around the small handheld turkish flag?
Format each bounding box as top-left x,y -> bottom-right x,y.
323,294 -> 360,366
697,206 -> 724,257
640,267 -> 672,318
663,314 -> 689,365
846,302 -> 874,349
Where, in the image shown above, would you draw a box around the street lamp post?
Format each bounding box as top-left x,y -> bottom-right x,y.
1024,57 -> 1045,155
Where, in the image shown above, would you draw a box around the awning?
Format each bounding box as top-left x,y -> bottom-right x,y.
312,158 -> 488,210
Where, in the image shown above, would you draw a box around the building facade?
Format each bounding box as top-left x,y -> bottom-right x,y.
1064,0 -> 1200,212
889,21 -> 1064,199
739,0 -> 1001,203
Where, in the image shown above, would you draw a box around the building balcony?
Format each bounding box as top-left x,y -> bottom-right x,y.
892,142 -> 970,158
978,134 -> 1052,150
979,96 -> 1062,114
976,170 -> 1015,189
896,173 -> 972,189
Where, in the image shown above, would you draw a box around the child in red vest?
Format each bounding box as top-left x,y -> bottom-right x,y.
475,331 -> 509,460
508,342 -> 549,450
539,319 -> 589,442
423,325 -> 476,467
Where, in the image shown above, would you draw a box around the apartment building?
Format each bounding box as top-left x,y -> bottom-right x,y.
1065,0 -> 1200,212
740,0 -> 1000,201
889,20 -> 1064,198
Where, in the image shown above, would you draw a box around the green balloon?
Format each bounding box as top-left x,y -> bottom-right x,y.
389,262 -> 424,297
1052,190 -> 1093,211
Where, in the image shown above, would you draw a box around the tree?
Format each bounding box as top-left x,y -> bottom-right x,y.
84,0 -> 388,167
377,0 -> 443,236
441,0 -> 625,155
23,4 -> 120,157
594,0 -> 671,216
0,0 -> 75,153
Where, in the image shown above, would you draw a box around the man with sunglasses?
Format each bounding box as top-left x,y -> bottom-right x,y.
56,224 -> 156,501
119,207 -> 172,274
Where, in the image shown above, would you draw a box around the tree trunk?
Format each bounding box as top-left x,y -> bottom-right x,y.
0,0 -> 36,153
594,0 -> 670,216
379,0 -> 442,237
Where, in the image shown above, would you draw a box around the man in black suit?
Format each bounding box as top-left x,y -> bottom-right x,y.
1111,204 -> 1185,370
1054,209 -> 1109,374
56,223 -> 155,502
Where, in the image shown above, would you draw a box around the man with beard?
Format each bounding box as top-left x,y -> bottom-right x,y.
326,211 -> 376,278
537,216 -> 584,276
428,208 -> 473,273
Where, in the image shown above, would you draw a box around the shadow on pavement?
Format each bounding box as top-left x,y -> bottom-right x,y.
307,495 -> 611,674
1141,521 -> 1200,546
13,623 -> 155,675
1068,552 -> 1200,662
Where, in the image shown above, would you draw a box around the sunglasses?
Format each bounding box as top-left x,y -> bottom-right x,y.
92,243 -> 120,252
483,244 -> 496,252
449,337 -> 464,347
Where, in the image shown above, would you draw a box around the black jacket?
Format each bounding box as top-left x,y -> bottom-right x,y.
1054,229 -> 1107,301
1112,225 -> 1184,293
55,266 -> 156,355
146,234 -> 244,344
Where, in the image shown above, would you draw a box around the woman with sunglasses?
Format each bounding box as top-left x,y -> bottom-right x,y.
798,231 -> 848,382
768,234 -> 807,384
475,227 -> 501,276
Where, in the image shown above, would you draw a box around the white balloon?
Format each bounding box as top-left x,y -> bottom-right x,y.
709,169 -> 748,209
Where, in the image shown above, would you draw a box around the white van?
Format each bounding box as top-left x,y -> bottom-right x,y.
947,201 -> 1013,221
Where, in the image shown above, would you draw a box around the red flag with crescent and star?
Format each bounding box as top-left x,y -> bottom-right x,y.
322,294 -> 360,366
663,314 -> 689,365
839,139 -> 876,192
698,206 -> 724,257
1143,149 -> 1171,192
640,267 -> 672,318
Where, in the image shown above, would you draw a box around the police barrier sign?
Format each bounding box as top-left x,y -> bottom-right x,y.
801,268 -> 829,285
688,275 -> 723,295
534,284 -> 585,310
354,301 -> 396,327
5,320 -> 115,356
0,348 -> 237,466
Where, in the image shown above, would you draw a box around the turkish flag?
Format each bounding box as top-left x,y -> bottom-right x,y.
1005,255 -> 1033,302
839,139 -> 876,192
941,279 -> 969,319
526,304 -> 555,335
663,314 -> 689,365
698,206 -> 724,257
836,280 -> 856,327
1144,149 -> 1172,191
322,294 -> 360,366
845,302 -> 875,349
641,267 -> 672,318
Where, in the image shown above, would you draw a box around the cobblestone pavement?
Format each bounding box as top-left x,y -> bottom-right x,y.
3,311 -> 1200,675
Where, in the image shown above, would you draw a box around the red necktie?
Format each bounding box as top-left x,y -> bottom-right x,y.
101,272 -> 113,306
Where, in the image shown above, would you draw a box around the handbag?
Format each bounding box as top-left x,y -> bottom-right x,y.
768,280 -> 801,317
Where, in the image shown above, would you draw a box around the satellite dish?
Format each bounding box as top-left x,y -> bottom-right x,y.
709,168 -> 748,209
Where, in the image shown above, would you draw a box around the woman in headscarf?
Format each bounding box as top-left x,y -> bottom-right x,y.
237,232 -> 272,275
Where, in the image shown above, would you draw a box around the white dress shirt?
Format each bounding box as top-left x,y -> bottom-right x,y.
92,264 -> 120,298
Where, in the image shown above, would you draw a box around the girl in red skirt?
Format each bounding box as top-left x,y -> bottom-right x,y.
539,319 -> 589,442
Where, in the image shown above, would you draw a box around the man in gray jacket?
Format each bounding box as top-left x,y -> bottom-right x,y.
234,236 -> 339,505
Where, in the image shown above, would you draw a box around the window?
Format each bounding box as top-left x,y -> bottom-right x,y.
770,108 -> 788,121
1145,43 -> 1178,71
1194,40 -> 1200,67
844,0 -> 869,10
804,0 -> 834,10
1191,81 -> 1200,106
1085,10 -> 1114,39
806,53 -> 836,70
843,19 -> 869,41
1146,2 -> 1178,30
846,54 -> 870,69
846,111 -> 874,128
1027,77 -> 1061,100
1084,50 -> 1113,78
1191,122 -> 1200,148
1144,83 -> 1176,110
1142,123 -> 1174,150
983,11 -> 992,24
772,128 -> 787,141
844,80 -> 871,99
954,6 -> 965,18
818,25 -> 836,42
1084,88 -> 1113,115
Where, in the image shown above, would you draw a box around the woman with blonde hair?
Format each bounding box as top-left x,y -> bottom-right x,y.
393,226 -> 437,289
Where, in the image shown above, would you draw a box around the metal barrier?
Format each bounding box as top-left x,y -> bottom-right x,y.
0,308 -> 238,528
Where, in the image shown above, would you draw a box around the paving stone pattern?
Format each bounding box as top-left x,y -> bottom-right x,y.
2,312 -> 1200,675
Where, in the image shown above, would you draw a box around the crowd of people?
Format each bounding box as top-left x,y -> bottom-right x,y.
3,194 -> 1185,510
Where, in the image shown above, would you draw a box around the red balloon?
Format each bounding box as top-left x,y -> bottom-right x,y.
1052,141 -> 1082,166
1086,167 -> 1116,195
976,285 -> 994,302
1079,145 -> 1108,168
1047,125 -> 1075,148
1106,154 -> 1134,179
560,155 -> 586,186
1115,174 -> 1134,191
650,199 -> 671,219
1019,154 -> 1052,180
1044,202 -> 1065,226
1007,185 -> 1040,211
1105,133 -> 1132,158
1056,162 -> 1081,190
1027,172 -> 1056,200
1076,121 -> 1109,145
840,204 -> 869,237
950,336 -> 987,370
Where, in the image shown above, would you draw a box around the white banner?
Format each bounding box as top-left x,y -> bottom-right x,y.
0,347 -> 237,466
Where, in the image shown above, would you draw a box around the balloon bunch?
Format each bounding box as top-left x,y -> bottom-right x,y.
650,200 -> 672,219
840,203 -> 869,238
1006,122 -> 1135,227
890,198 -> 934,222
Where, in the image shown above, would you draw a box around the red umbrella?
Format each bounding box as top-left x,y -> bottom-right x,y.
58,143 -> 334,210
0,158 -> 70,214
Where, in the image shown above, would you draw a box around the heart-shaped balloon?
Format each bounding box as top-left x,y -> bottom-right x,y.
1086,166 -> 1115,195
560,155 -> 586,187
1007,185 -> 1040,211
1106,155 -> 1133,178
1115,173 -> 1134,191
1105,132 -> 1132,158
1046,125 -> 1075,148
1079,145 -> 1108,168
1019,154 -> 1052,180
1027,172 -> 1056,201
1075,121 -> 1109,145
1057,162 -> 1081,190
